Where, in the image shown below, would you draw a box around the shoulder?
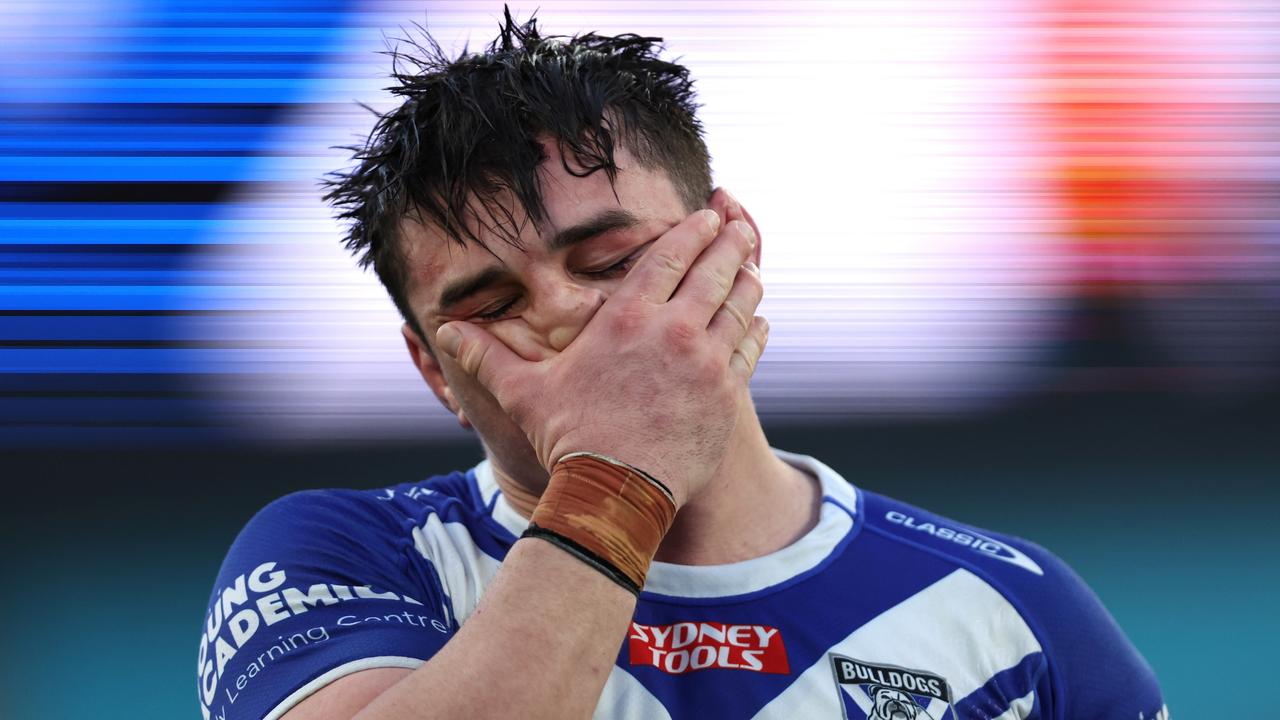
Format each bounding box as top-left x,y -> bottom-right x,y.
196,469 -> 502,720
859,490 -> 1049,579
214,468 -> 508,622
222,471 -> 463,561
223,469 -> 488,565
859,490 -> 1167,719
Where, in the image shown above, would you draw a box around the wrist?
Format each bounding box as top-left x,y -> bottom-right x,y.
547,444 -> 688,509
522,452 -> 677,595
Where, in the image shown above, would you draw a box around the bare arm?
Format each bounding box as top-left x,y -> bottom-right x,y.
281,670 -> 409,720
283,539 -> 634,720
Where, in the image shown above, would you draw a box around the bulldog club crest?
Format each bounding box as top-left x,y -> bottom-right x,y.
829,654 -> 957,720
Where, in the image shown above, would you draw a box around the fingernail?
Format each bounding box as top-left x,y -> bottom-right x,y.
702,208 -> 721,232
743,261 -> 759,274
436,324 -> 462,358
736,221 -> 756,247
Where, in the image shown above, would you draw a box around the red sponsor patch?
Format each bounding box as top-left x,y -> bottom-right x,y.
628,621 -> 790,675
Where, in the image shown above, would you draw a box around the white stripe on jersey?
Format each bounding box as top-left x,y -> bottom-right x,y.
411,513 -> 501,626
593,665 -> 674,720
751,569 -> 1042,719
992,690 -> 1037,720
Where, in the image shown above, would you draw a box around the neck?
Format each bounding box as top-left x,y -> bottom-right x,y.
488,398 -> 822,566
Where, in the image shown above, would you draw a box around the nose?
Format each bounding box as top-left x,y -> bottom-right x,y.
529,278 -> 606,352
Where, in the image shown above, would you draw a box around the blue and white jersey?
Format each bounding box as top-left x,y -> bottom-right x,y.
197,450 -> 1167,720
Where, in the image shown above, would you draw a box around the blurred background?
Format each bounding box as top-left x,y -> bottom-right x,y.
2,0 -> 1277,717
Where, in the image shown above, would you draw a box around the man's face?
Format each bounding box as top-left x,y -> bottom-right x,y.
398,141 -> 696,483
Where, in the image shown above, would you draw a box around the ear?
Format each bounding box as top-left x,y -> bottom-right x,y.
402,323 -> 472,429
706,187 -> 762,268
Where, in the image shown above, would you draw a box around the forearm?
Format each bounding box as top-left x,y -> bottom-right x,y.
352,537 -> 636,720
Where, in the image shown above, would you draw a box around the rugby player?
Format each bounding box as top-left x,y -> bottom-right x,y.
198,10 -> 1167,719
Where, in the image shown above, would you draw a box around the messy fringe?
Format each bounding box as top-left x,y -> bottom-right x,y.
321,7 -> 711,337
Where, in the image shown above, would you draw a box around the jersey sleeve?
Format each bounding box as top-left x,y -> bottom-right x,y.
195,490 -> 456,720
1000,536 -> 1169,720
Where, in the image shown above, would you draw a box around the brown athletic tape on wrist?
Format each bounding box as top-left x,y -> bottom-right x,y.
525,453 -> 677,593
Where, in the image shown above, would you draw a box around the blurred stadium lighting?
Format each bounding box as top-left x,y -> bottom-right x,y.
202,1 -> 1069,440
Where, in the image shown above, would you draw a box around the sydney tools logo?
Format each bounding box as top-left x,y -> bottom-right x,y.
629,621 -> 790,674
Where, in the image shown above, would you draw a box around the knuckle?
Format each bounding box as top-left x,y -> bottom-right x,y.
721,302 -> 750,333
753,319 -> 770,344
457,339 -> 487,376
654,251 -> 686,277
694,351 -> 722,379
608,307 -> 646,337
698,266 -> 732,296
663,319 -> 699,349
730,220 -> 755,249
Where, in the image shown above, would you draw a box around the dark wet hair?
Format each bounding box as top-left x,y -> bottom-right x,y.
323,8 -> 712,341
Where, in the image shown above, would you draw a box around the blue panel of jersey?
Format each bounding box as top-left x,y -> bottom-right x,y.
197,479 -> 468,720
860,491 -> 1166,720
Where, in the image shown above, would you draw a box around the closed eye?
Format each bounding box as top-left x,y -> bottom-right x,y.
471,242 -> 652,321
581,242 -> 651,279
474,297 -> 518,321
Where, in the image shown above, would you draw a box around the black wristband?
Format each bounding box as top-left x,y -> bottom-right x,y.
521,523 -> 643,597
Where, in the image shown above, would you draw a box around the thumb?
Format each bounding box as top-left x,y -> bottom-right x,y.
436,321 -> 525,395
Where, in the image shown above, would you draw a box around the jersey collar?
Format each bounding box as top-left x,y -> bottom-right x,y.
472,448 -> 860,601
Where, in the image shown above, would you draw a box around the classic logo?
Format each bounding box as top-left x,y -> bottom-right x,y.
883,510 -> 1044,576
830,654 -> 956,720
628,621 -> 789,674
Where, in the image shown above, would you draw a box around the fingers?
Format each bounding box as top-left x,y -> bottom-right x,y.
616,208 -> 721,304
671,217 -> 756,323
667,188 -> 754,323
436,321 -> 526,401
707,261 -> 763,346
729,315 -> 769,379
703,186 -> 737,229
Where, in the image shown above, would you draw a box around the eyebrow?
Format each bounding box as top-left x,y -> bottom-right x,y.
547,208 -> 640,252
436,208 -> 642,311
